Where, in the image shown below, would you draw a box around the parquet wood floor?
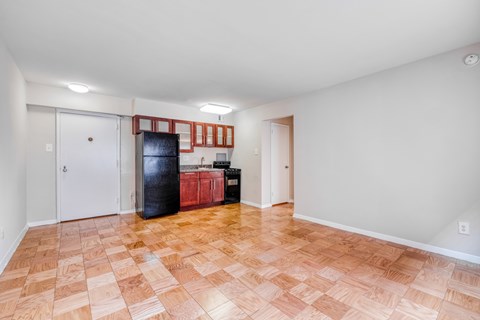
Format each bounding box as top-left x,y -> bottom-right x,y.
1,203 -> 479,319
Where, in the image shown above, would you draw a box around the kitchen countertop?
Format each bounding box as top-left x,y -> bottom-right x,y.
180,168 -> 224,173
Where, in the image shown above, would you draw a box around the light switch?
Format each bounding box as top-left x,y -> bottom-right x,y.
46,144 -> 53,152
254,148 -> 259,155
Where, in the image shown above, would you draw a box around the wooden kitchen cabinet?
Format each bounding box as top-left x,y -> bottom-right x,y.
212,176 -> 225,202
215,125 -> 234,148
216,125 -> 225,147
173,120 -> 194,153
155,118 -> 172,133
205,123 -> 216,147
225,125 -> 234,148
200,171 -> 224,204
199,178 -> 212,204
180,171 -> 224,210
133,114 -> 234,150
132,115 -> 155,134
132,115 -> 172,134
180,172 -> 199,207
193,123 -> 205,147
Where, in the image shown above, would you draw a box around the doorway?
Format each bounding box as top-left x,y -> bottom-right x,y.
268,116 -> 294,205
57,111 -> 120,221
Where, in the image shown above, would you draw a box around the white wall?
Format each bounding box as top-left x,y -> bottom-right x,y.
0,40 -> 27,271
233,43 -> 480,258
27,83 -> 133,116
27,106 -> 56,223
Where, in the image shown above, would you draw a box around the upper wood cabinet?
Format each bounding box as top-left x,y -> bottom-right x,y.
205,124 -> 216,147
225,125 -> 234,148
132,115 -> 155,134
173,120 -> 194,153
132,115 -> 172,134
194,122 -> 216,147
155,118 -> 172,133
215,125 -> 234,148
193,123 -> 204,147
216,125 -> 225,147
133,115 -> 234,149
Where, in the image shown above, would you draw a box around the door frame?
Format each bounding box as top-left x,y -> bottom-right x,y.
56,109 -> 121,222
270,122 -> 290,205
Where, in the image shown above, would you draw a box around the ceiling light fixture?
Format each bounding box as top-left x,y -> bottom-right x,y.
68,83 -> 89,93
200,104 -> 232,115
464,54 -> 479,66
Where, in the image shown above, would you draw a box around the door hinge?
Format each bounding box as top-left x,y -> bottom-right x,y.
117,160 -> 119,167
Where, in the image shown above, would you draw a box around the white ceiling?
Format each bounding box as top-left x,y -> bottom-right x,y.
0,0 -> 479,111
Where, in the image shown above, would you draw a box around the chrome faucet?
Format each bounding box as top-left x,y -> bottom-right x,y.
200,157 -> 205,167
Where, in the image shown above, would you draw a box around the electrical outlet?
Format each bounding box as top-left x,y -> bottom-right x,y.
458,221 -> 470,235
0,227 -> 4,240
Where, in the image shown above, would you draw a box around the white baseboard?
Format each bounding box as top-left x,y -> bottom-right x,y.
293,213 -> 480,264
0,224 -> 28,274
289,199 -> 294,203
119,209 -> 136,215
241,200 -> 272,209
27,219 -> 58,227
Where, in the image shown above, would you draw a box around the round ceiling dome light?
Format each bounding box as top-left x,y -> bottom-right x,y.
464,54 -> 479,66
68,83 -> 89,93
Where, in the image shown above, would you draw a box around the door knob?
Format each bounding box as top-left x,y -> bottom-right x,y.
285,166 -> 289,169
62,166 -> 68,172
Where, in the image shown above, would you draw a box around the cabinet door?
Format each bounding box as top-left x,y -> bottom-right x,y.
212,177 -> 224,202
132,115 -> 155,134
156,118 -> 172,133
216,125 -> 225,147
193,123 -> 205,146
205,124 -> 215,147
180,179 -> 199,207
225,126 -> 234,148
199,179 -> 212,204
173,120 -> 194,152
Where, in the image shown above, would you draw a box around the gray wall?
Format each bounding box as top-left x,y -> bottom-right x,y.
0,39 -> 27,270
232,43 -> 480,256
27,106 -> 56,222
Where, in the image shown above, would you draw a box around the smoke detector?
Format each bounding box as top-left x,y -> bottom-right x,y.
464,54 -> 479,66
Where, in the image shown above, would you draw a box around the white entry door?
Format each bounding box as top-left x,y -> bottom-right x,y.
59,112 -> 119,221
271,123 -> 290,205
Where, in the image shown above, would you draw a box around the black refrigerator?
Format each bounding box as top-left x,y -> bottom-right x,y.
136,132 -> 180,219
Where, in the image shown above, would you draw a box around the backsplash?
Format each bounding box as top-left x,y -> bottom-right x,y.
180,147 -> 233,165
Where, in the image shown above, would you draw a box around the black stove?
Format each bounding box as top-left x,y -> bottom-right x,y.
213,161 -> 241,204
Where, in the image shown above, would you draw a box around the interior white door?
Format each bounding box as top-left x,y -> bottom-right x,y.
59,112 -> 119,221
271,123 -> 290,205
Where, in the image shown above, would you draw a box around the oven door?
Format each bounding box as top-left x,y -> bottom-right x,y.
225,174 -> 241,204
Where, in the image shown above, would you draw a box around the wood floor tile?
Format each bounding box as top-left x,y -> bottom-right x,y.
232,289 -> 267,315
127,296 -> 165,320
1,204 -> 479,320
117,274 -> 155,306
289,283 -> 323,304
312,294 -> 350,320
444,287 -> 480,313
394,298 -> 438,320
53,291 -> 90,317
271,292 -> 308,318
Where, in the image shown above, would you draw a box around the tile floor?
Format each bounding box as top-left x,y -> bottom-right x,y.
0,203 -> 479,319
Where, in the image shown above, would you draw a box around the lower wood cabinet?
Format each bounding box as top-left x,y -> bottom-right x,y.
180,171 -> 224,209
180,172 -> 199,207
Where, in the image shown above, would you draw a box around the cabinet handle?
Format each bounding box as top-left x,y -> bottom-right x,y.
213,180 -> 215,190
185,173 -> 196,175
